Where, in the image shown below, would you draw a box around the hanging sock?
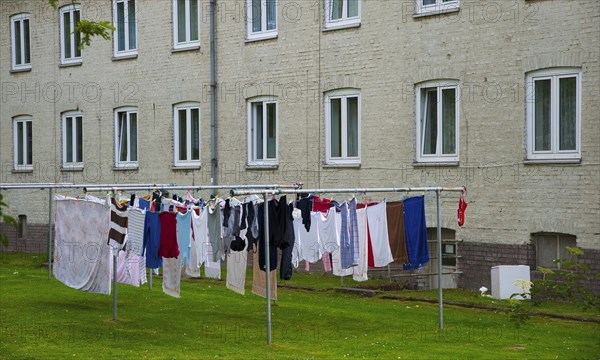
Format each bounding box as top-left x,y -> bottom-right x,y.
457,188 -> 468,227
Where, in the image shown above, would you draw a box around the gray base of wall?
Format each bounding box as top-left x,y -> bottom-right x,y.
0,223 -> 51,254
458,241 -> 600,295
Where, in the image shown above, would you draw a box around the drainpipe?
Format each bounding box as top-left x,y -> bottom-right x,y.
210,0 -> 217,194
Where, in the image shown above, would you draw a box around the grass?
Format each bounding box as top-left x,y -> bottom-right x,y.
1,252 -> 599,359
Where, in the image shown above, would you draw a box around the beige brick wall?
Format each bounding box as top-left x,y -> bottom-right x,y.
1,1 -> 599,250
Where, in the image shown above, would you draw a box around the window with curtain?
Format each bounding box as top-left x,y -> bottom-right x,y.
173,0 -> 200,49
533,233 -> 577,270
113,0 -> 137,57
325,90 -> 361,165
325,0 -> 360,29
247,0 -> 277,41
62,112 -> 84,168
415,0 -> 460,16
174,103 -> 201,167
416,81 -> 459,163
526,69 -> 581,161
114,108 -> 138,167
247,98 -> 278,165
60,4 -> 81,64
13,116 -> 33,170
11,13 -> 31,71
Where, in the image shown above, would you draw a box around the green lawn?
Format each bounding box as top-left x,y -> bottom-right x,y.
1,252 -> 598,359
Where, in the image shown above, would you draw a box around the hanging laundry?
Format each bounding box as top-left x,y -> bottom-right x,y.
126,207 -> 147,284
279,203 -> 296,280
207,204 -> 223,262
296,212 -> 321,264
386,201 -> 409,264
332,210 -> 353,277
290,208 -> 302,268
143,211 -> 162,269
312,196 -> 332,213
53,199 -> 112,295
295,196 -> 313,231
138,197 -> 151,211
269,195 -> 291,250
352,207 -> 369,281
318,207 -> 339,254
403,196 -> 430,270
457,188 -> 468,227
226,237 -> 248,295
338,202 -> 355,269
258,203 -> 278,271
190,208 -> 208,274
252,244 -> 277,300
158,212 -> 179,259
348,198 -> 360,266
117,250 -> 145,287
108,197 -> 128,249
177,211 -> 192,267
322,252 -> 333,273
162,257 -> 181,298
366,202 -> 394,267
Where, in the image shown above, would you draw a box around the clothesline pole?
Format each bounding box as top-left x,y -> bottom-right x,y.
112,190 -> 118,322
47,188 -> 53,280
263,192 -> 272,345
436,189 -> 443,330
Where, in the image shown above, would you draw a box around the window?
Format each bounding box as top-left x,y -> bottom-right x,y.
60,4 -> 82,64
415,0 -> 460,16
10,13 -> 31,71
173,0 -> 200,49
247,97 -> 277,166
325,89 -> 361,165
13,116 -> 33,170
324,0 -> 360,29
113,0 -> 137,57
174,103 -> 200,167
62,112 -> 84,168
526,68 -> 581,161
246,0 -> 277,41
533,232 -> 577,269
114,108 -> 138,168
415,80 -> 460,163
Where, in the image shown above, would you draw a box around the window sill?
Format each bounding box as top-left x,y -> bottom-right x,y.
246,163 -> 279,170
61,165 -> 84,172
323,162 -> 361,168
172,165 -> 202,171
113,165 -> 139,171
12,168 -> 33,173
112,54 -> 138,61
172,45 -> 201,53
413,7 -> 460,18
322,22 -> 361,32
10,67 -> 32,74
245,33 -> 278,43
59,61 -> 82,68
413,161 -> 459,167
523,159 -> 581,165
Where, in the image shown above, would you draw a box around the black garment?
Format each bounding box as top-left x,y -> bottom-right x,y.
269,195 -> 290,250
152,192 -> 162,212
129,193 -> 136,207
245,202 -> 258,250
258,203 -> 277,272
296,197 -> 313,232
239,202 -> 247,230
222,199 -> 231,227
279,203 -> 296,280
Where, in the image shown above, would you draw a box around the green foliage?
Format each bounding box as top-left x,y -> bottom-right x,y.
0,193 -> 17,247
48,1 -> 115,50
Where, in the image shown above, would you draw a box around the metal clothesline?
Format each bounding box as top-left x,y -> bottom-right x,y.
1,182 -> 466,346
230,186 -> 465,344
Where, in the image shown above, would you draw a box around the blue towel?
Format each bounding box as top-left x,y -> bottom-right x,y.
402,196 -> 430,270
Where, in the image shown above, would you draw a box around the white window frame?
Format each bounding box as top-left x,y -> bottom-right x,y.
114,107 -> 139,169
62,111 -> 84,169
324,89 -> 361,166
13,116 -> 33,171
414,0 -> 460,17
324,0 -> 361,30
525,68 -> 581,162
415,80 -> 460,163
60,4 -> 82,65
173,0 -> 201,49
173,103 -> 201,168
112,0 -> 138,57
247,97 -> 278,166
246,0 -> 278,41
10,13 -> 32,71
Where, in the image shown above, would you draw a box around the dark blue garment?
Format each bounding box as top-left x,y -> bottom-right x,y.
349,198 -> 359,267
338,202 -> 353,269
143,211 -> 163,269
402,196 -> 430,270
280,203 -> 296,280
257,203 -> 277,272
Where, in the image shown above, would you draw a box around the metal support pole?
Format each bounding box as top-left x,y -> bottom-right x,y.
112,191 -> 118,321
263,193 -> 272,345
436,189 -> 443,330
47,188 -> 53,279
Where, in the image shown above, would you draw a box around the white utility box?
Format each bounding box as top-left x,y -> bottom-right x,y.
491,265 -> 531,300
